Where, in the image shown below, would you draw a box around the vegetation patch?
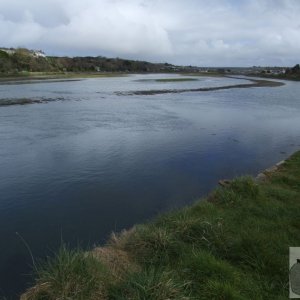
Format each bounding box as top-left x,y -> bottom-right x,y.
22,151 -> 300,299
256,64 -> 300,81
155,78 -> 199,82
22,245 -> 109,299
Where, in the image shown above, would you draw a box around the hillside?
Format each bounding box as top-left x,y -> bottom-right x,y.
284,64 -> 300,80
0,47 -> 196,74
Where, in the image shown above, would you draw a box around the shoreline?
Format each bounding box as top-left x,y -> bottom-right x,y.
0,76 -> 285,107
21,150 -> 300,299
0,72 -> 128,84
117,78 -> 284,96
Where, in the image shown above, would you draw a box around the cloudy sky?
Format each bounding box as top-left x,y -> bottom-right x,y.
0,0 -> 299,66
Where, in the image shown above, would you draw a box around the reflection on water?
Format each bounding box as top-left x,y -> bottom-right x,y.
0,74 -> 300,298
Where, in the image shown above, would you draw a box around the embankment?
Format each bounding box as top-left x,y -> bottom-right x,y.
22,151 -> 300,299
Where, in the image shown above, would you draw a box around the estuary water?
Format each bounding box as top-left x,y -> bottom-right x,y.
0,74 -> 300,297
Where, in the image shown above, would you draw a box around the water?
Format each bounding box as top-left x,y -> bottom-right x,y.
0,74 -> 299,298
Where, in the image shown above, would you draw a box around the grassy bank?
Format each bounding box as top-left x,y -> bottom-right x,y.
247,73 -> 300,82
22,151 -> 300,299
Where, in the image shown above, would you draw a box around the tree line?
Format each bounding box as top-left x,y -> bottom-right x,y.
0,47 -> 177,74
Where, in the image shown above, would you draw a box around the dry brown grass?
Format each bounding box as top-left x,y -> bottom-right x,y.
92,246 -> 140,282
20,283 -> 50,300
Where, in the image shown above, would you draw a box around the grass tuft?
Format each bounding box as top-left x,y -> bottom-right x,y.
22,245 -> 109,299
108,267 -> 191,300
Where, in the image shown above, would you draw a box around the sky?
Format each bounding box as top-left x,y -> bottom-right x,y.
0,0 -> 300,67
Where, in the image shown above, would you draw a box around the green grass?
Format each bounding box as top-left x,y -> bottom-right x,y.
0,71 -> 127,81
22,151 -> 300,299
108,267 -> 190,300
23,245 -> 109,299
254,73 -> 300,81
155,78 -> 199,82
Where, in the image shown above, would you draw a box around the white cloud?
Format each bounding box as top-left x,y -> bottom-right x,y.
0,0 -> 300,66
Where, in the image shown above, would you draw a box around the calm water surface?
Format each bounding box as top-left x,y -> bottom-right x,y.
0,74 -> 300,298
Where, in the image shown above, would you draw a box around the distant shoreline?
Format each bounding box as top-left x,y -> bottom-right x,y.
0,72 -> 128,84
118,77 -> 285,96
0,75 -> 285,107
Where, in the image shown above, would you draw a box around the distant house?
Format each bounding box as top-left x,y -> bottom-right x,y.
0,47 -> 46,58
31,50 -> 46,58
0,48 -> 15,55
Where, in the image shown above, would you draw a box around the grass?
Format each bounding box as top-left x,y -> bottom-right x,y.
0,71 -> 127,82
182,72 -> 225,77
251,73 -> 300,81
22,245 -> 110,299
22,151 -> 300,299
155,78 -> 199,82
